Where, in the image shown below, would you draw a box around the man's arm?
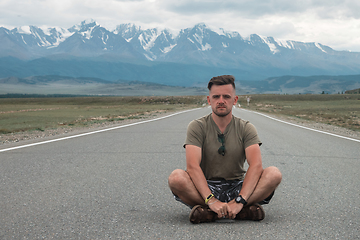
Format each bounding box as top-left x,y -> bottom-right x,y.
186,145 -> 230,218
185,145 -> 210,200
227,144 -> 263,218
239,144 -> 263,200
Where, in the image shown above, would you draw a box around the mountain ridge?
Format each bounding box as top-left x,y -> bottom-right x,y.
1,20 -> 360,88
2,20 -> 359,61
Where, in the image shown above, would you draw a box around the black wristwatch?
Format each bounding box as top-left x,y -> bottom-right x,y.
235,195 -> 247,205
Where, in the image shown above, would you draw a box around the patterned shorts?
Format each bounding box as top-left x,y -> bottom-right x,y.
174,179 -> 274,208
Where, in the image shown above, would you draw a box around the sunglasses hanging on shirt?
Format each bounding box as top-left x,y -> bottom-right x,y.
217,134 -> 225,156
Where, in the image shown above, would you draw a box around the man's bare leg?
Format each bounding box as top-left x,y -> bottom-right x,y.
168,166 -> 282,207
168,169 -> 204,206
246,166 -> 282,205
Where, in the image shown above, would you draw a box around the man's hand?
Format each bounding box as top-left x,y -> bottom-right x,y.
207,198 -> 244,219
226,200 -> 244,219
207,198 -> 230,219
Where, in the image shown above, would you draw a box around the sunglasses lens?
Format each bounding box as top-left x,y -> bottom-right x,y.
218,146 -> 225,156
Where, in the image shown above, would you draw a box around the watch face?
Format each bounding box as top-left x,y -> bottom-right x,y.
236,196 -> 246,204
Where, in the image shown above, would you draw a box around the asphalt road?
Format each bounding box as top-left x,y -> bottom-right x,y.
0,107 -> 359,239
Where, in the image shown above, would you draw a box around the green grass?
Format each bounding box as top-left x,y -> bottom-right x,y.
240,94 -> 360,132
0,96 -> 206,134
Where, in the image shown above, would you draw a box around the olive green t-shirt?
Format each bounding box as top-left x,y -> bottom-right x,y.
184,113 -> 262,181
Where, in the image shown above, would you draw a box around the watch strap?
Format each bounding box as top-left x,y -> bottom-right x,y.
236,195 -> 247,205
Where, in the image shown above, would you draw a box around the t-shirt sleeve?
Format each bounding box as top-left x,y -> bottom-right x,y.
183,120 -> 204,148
243,122 -> 262,149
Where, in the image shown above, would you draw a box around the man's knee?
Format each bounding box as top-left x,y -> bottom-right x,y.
168,169 -> 187,190
263,166 -> 282,186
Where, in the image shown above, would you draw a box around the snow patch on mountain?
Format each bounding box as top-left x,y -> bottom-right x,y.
114,23 -> 141,42
164,28 -> 180,39
202,43 -> 212,51
20,36 -> 26,45
193,33 -> 203,45
191,26 -> 213,51
139,29 -> 161,51
144,53 -> 155,61
206,25 -> 223,36
101,33 -> 109,45
276,39 -> 294,49
315,43 -> 327,53
213,27 -> 242,39
70,19 -> 98,32
162,44 -> 177,53
17,26 -> 32,35
259,35 -> 279,54
35,33 -> 50,47
81,25 -> 97,39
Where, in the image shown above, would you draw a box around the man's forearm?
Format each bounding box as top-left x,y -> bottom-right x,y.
187,167 -> 212,203
188,166 -> 231,218
240,144 -> 263,202
239,163 -> 263,201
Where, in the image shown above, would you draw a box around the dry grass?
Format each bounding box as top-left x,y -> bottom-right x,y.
1,94 -> 359,135
0,96 -> 206,134
240,94 -> 360,132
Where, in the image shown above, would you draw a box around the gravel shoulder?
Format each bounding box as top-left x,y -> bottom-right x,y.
1,107 -> 359,146
263,112 -> 360,140
0,110 -> 175,146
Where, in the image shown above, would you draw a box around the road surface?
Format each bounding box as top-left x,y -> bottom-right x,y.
0,107 -> 359,239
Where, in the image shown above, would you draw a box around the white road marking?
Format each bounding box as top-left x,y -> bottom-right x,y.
2,107 -> 358,153
0,108 -> 201,153
239,108 -> 360,143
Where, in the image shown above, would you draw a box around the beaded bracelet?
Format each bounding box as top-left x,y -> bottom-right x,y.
208,200 -> 219,206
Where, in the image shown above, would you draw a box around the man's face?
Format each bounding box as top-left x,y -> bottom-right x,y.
207,84 -> 238,117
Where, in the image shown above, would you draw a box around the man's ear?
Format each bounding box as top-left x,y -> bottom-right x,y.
233,95 -> 239,105
207,95 -> 211,105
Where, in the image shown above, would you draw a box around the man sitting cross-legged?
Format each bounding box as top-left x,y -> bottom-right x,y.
168,75 -> 282,223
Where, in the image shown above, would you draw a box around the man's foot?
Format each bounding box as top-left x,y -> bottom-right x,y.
189,205 -> 218,224
235,203 -> 265,221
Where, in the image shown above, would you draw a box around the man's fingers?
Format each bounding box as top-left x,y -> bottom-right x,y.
225,205 -> 233,219
210,201 -> 233,219
218,206 -> 227,218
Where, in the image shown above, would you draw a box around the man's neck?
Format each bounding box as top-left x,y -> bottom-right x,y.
212,112 -> 233,133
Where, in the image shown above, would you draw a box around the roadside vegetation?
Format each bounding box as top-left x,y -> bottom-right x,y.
0,96 -> 206,134
239,94 -> 360,132
1,94 -> 359,136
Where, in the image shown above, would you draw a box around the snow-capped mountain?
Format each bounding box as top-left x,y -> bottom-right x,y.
1,20 -> 360,83
113,23 -> 181,61
0,20 -> 353,60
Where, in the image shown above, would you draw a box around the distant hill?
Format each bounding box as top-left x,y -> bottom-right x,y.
240,75 -> 360,94
1,74 -> 360,95
345,88 -> 360,94
0,76 -> 208,96
0,57 -> 248,87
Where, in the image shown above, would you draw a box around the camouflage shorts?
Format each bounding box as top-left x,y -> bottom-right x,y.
174,179 -> 273,208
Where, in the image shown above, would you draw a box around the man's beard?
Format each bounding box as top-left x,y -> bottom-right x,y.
213,105 -> 231,117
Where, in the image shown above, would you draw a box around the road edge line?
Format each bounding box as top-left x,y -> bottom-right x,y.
0,108 -> 201,153
240,108 -> 360,143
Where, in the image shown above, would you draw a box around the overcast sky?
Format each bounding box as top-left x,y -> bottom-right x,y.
1,0 -> 360,51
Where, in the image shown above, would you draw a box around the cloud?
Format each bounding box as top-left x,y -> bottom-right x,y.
160,0 -> 360,19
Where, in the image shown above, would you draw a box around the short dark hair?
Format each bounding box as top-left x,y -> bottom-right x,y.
208,75 -> 235,90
